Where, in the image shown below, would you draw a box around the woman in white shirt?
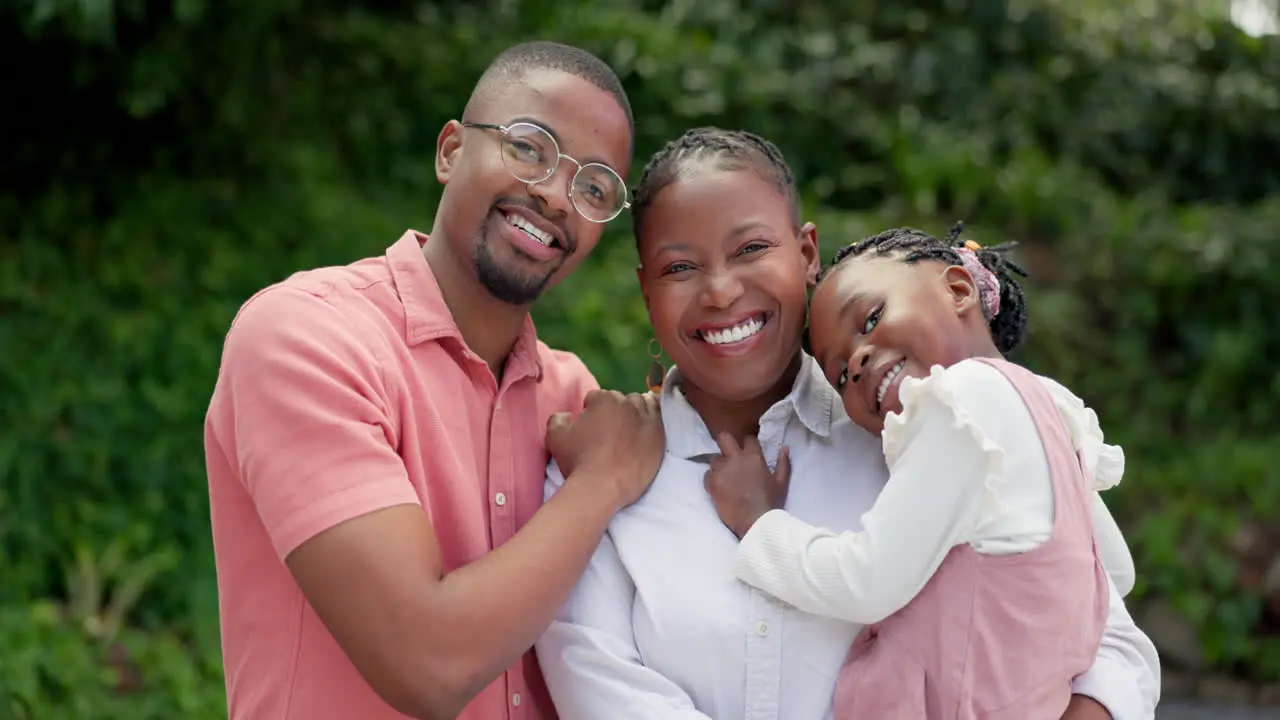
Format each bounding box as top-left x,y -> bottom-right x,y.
534,127 -> 1160,720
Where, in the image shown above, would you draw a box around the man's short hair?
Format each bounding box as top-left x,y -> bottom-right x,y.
466,41 -> 634,133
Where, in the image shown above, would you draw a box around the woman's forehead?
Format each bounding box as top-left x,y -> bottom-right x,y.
646,170 -> 791,238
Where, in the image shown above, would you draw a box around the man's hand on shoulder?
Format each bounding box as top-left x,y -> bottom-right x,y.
547,389 -> 665,509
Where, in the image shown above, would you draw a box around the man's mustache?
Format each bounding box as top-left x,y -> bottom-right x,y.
495,196 -> 575,253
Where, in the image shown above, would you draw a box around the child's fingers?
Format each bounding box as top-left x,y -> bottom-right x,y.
714,431 -> 741,456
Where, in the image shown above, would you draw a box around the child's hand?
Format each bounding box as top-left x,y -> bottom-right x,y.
704,433 -> 791,539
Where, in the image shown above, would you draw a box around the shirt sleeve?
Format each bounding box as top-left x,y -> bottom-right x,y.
1038,375 -> 1137,596
539,346 -> 602,412
1068,573 -> 1162,719
534,463 -> 713,720
733,364 -> 1005,625
1038,373 -> 1126,493
207,286 -> 420,559
1090,492 -> 1136,597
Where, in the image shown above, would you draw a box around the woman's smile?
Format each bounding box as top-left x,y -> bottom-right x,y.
691,311 -> 773,357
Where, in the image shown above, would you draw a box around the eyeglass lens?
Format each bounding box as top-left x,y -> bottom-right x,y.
498,123 -> 627,222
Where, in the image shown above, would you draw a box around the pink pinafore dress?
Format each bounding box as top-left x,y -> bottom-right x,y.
832,357 -> 1110,719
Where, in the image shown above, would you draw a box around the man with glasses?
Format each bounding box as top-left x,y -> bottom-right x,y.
204,41 -> 664,720
450,118 -> 631,304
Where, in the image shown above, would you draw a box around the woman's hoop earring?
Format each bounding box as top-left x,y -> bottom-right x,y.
645,337 -> 665,394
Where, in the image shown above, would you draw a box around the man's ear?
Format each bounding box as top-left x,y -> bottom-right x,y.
435,120 -> 464,184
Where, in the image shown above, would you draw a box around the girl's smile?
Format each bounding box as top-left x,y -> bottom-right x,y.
811,255 -> 987,435
868,356 -> 907,417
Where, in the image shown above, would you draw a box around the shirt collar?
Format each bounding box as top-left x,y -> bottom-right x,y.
386,230 -> 543,380
659,352 -> 837,460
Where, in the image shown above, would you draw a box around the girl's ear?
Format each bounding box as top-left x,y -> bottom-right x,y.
941,264 -> 981,317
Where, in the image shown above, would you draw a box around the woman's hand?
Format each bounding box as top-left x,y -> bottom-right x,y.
704,433 -> 791,539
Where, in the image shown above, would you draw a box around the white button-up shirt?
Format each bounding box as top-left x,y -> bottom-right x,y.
536,354 -> 1160,720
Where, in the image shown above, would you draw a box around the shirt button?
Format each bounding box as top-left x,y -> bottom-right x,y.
757,621 -> 770,636
511,692 -> 522,706
495,492 -> 507,507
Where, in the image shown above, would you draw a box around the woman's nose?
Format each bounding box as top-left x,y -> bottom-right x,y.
699,268 -> 745,310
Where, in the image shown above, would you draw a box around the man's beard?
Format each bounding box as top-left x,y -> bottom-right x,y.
472,229 -> 559,306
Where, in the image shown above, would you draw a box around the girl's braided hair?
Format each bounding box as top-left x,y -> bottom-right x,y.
823,222 -> 1030,354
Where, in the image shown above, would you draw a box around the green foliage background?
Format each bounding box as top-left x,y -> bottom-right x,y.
2,0 -> 1278,716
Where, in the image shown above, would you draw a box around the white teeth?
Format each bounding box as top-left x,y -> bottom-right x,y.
877,360 -> 906,405
701,316 -> 765,345
505,212 -> 553,246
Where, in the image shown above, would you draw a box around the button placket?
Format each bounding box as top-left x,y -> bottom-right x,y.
743,588 -> 783,719
487,387 -> 517,548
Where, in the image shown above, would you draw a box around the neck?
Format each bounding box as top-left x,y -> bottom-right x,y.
681,352 -> 804,444
965,322 -> 1005,361
422,234 -> 530,379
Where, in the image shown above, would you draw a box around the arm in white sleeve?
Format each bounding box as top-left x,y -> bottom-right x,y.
732,374 -> 994,625
535,462 -> 712,720
1089,493 -> 1136,597
1068,574 -> 1161,719
1040,374 -> 1136,598
1026,374 -> 1157,716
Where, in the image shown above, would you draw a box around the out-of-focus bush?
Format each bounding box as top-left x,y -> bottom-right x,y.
3,0 -> 1278,711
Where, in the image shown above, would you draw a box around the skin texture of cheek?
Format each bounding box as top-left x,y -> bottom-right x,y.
635,169 -> 814,408
681,279 -> 807,403
439,70 -> 633,304
837,378 -> 883,436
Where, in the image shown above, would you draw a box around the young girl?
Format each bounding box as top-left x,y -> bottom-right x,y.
705,224 -> 1130,719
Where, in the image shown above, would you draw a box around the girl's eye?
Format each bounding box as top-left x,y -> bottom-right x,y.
738,241 -> 768,256
862,306 -> 882,335
663,262 -> 694,275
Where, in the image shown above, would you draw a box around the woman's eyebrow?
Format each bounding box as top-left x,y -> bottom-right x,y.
726,221 -> 771,239
650,241 -> 697,256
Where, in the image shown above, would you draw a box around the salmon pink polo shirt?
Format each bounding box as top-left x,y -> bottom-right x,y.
204,230 -> 597,720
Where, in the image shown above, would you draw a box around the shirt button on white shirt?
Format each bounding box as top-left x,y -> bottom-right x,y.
495,492 -> 507,507
756,621 -> 770,636
511,692 -> 522,706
